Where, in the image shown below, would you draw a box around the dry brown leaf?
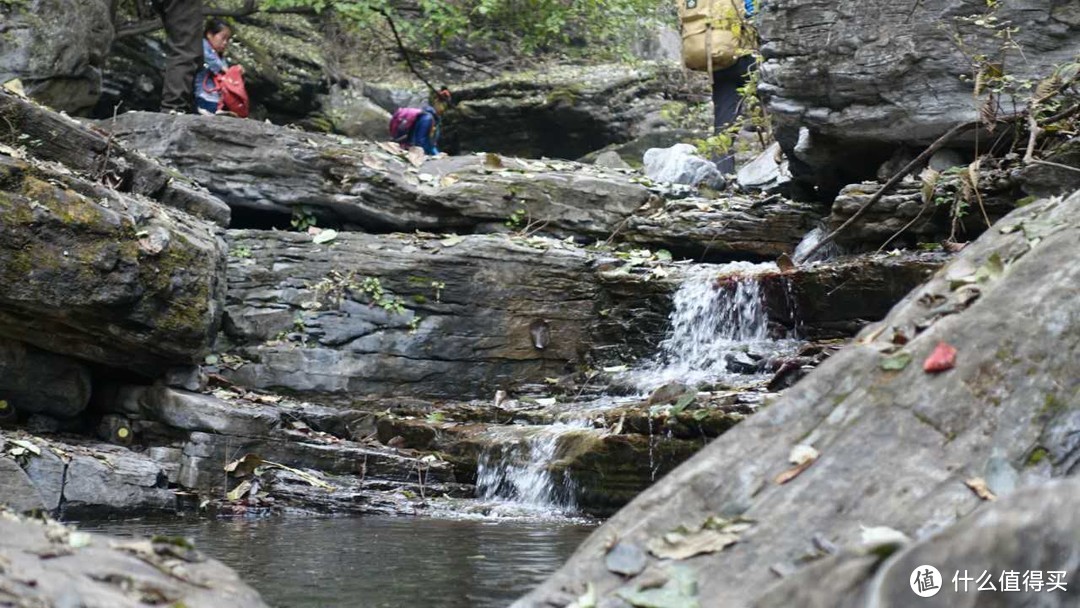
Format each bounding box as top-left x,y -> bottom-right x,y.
965,477 -> 997,501
774,459 -> 814,485
647,529 -> 739,560
776,253 -> 795,273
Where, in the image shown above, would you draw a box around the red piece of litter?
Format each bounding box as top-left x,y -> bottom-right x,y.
924,342 -> 957,373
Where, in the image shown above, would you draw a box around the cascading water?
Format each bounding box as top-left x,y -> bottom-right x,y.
474,424 -> 584,513
474,261 -> 799,516
632,261 -> 790,390
793,225 -> 842,263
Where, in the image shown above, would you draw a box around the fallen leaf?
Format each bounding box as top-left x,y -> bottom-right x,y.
483,153 -> 504,169
8,439 -> 40,456
226,480 -> 253,502
923,342 -> 957,373
647,529 -> 738,560
439,174 -> 460,188
361,155 -> 386,171
602,365 -> 629,373
2,78 -> 26,97
880,351 -> 912,371
965,477 -> 997,501
774,459 -> 814,485
440,235 -> 465,247
407,147 -> 426,167
224,453 -> 264,477
776,253 -> 795,272
788,444 -> 819,466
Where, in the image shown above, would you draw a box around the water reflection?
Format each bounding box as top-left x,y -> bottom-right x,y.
82,516 -> 593,608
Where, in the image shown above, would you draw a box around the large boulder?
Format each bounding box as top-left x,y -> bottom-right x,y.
441,62 -> 708,159
759,0 -> 1080,189
0,0 -> 114,114
0,150 -> 226,374
0,510 -> 268,607
518,188 -> 1080,606
643,143 -> 726,189
755,478 -> 1080,607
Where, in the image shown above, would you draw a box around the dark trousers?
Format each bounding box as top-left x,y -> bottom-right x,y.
153,0 -> 204,112
711,55 -> 756,174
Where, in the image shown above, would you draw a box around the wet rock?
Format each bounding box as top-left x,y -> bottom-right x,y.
754,478 -> 1080,607
0,457 -> 46,514
441,62 -> 706,159
622,195 -> 823,260
579,129 -> 704,169
518,189 -> 1080,606
759,0 -> 1080,188
0,0 -> 114,114
927,148 -> 968,172
760,252 -> 947,339
0,511 -> 268,607
0,150 -> 227,374
164,365 -> 207,392
106,111 -> 651,239
0,337 -> 91,418
643,144 -> 725,189
724,352 -> 759,375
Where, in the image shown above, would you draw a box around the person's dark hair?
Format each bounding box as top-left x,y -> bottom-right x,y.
205,18 -> 231,36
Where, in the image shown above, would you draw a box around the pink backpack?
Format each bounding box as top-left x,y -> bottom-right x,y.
389,107 -> 423,143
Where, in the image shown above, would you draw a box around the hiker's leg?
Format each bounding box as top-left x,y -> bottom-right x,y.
711,55 -> 756,174
156,0 -> 204,112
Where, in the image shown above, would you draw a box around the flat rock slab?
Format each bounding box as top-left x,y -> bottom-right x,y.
517,190 -> 1080,606
0,513 -> 267,607
106,111 -> 652,239
622,195 -> 823,260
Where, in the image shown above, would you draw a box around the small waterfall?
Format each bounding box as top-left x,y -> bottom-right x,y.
793,226 -> 841,263
634,262 -> 784,389
475,425 -> 582,513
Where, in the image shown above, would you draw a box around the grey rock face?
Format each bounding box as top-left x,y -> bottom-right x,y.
759,0 -> 1080,186
0,338 -> 91,418
1019,137 -> 1080,199
0,512 -> 268,607
441,62 -> 707,159
518,189 -> 1080,606
222,231 -> 602,398
0,148 -> 226,374
0,0 -> 114,114
316,85 -> 392,139
0,458 -> 46,514
644,143 -> 726,189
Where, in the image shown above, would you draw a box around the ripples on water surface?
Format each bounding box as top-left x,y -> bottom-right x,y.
82,516 -> 594,608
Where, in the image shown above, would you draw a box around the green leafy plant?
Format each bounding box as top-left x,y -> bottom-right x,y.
290,206 -> 318,232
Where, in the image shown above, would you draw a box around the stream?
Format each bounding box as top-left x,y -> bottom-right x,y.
81,516 -> 594,608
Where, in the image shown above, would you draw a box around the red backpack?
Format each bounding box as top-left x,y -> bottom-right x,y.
203,65 -> 250,118
389,107 -> 423,143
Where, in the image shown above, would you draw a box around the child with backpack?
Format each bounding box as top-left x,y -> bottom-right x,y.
195,19 -> 248,117
389,88 -> 452,155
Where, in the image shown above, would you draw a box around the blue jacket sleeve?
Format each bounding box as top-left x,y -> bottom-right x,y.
203,40 -> 228,74
413,112 -> 439,155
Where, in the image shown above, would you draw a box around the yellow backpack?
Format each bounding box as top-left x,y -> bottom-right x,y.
678,0 -> 750,72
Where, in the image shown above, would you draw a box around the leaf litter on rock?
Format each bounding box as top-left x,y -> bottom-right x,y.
923,342 -> 957,373
965,477 -> 997,501
775,444 -> 819,484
